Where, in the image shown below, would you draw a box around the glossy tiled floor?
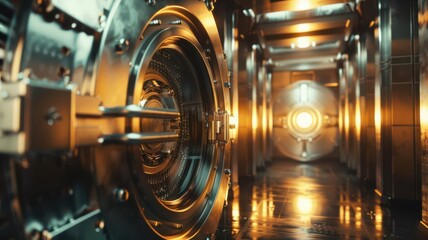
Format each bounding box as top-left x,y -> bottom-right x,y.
216,158 -> 427,240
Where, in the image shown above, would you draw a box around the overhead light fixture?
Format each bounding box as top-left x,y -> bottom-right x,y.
297,37 -> 310,48
293,37 -> 316,49
296,23 -> 311,32
296,0 -> 312,11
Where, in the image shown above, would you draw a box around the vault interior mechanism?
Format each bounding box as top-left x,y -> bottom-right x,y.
91,2 -> 230,240
0,0 -> 230,239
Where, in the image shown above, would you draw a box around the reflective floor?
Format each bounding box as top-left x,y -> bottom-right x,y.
216,158 -> 427,240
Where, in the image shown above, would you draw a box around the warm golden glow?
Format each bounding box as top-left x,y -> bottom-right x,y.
420,221 -> 428,229
229,115 -> 238,140
292,37 -> 316,49
295,23 -> 311,32
421,106 -> 428,127
355,206 -> 362,228
375,204 -> 383,231
296,195 -> 313,214
344,205 -> 350,225
296,37 -> 311,48
324,82 -> 339,87
355,103 -> 361,138
296,112 -> 313,129
295,0 -> 312,11
345,19 -> 351,28
374,189 -> 382,197
232,198 -> 240,221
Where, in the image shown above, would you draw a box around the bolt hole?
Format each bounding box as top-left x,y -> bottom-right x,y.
61,46 -> 71,56
58,66 -> 70,78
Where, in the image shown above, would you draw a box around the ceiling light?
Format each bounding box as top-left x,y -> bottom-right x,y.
296,23 -> 311,32
296,0 -> 312,11
297,37 -> 310,48
296,37 -> 310,48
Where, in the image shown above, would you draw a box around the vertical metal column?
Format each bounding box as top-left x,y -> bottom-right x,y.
376,0 -> 420,203
356,0 -> 378,185
250,45 -> 262,171
216,0 -> 240,195
418,0 -> 428,227
258,61 -> 268,169
339,56 -> 350,165
237,11 -> 256,177
364,27 -> 378,184
265,70 -> 273,164
356,34 -> 368,179
348,43 -> 360,172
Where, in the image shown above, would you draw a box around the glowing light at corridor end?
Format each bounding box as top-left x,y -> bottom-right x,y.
296,112 -> 313,129
291,37 -> 317,49
296,195 -> 313,214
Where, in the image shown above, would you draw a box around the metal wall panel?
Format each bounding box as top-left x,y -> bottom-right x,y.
376,0 -> 420,202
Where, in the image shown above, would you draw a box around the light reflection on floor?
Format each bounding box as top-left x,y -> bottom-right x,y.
216,158 -> 426,239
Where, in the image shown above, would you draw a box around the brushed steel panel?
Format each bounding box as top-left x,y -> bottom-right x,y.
391,63 -> 413,83
391,126 -> 417,200
391,83 -> 414,125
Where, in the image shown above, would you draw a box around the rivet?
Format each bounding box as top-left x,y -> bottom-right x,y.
171,20 -> 182,25
45,107 -> 62,126
146,0 -> 156,6
149,19 -> 162,26
57,66 -> 70,78
115,38 -> 129,54
94,220 -> 105,233
114,188 -> 129,203
98,15 -> 106,28
60,46 -> 71,56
